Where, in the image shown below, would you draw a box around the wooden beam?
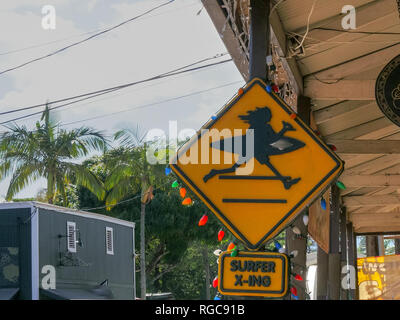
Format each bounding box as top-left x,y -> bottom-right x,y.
314,101 -> 372,125
295,0 -> 396,43
341,175 -> 400,188
202,0 -> 249,80
317,103 -> 383,137
344,155 -> 400,176
350,212 -> 400,234
354,226 -> 400,234
326,118 -> 398,141
327,140 -> 400,154
249,0 -> 269,80
344,195 -> 400,207
304,42 -> 400,82
304,80 -> 375,100
296,0 -> 399,76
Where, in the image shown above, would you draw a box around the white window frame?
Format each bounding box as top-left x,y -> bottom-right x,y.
106,227 -> 114,255
67,221 -> 77,253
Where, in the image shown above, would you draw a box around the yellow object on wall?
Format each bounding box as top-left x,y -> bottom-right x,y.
358,255 -> 400,300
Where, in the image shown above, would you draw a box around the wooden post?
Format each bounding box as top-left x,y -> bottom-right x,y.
346,222 -> 358,300
286,95 -> 311,300
395,239 -> 400,254
340,206 -> 348,300
249,0 -> 270,81
366,235 -> 379,256
328,185 -> 341,300
316,246 -> 328,299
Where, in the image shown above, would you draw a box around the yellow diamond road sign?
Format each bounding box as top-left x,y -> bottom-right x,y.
170,78 -> 344,250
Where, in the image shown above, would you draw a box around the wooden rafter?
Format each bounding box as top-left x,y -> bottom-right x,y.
344,195 -> 400,207
327,140 -> 400,154
340,175 -> 400,187
304,80 -> 375,100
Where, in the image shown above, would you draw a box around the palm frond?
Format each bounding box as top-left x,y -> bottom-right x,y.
63,162 -> 105,200
6,163 -> 42,200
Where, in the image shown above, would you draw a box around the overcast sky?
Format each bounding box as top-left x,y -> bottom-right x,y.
0,0 -> 244,199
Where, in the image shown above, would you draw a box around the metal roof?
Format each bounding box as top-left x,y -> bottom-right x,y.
0,201 -> 135,228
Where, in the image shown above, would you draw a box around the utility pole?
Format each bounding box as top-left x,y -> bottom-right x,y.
248,0 -> 270,81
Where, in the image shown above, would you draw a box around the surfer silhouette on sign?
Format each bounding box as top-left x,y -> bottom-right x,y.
203,106 -> 306,190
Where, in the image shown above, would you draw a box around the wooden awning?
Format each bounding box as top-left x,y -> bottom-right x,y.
201,0 -> 400,234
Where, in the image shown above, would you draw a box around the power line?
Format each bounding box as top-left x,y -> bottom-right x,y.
0,53 -> 231,123
0,1 -> 200,57
0,0 -> 176,76
61,80 -> 243,127
8,55 -> 230,124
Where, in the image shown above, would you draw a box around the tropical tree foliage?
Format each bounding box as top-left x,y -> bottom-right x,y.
76,152 -> 226,299
0,106 -> 106,205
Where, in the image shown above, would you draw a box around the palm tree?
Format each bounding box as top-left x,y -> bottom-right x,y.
0,105 -> 107,205
103,127 -> 166,300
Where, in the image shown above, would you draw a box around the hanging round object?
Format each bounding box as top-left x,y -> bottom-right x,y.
290,250 -> 298,258
227,242 -> 236,251
274,240 -> 282,250
290,286 -> 298,296
198,214 -> 208,226
230,249 -> 238,257
291,293 -> 299,300
303,214 -> 309,226
165,167 -> 172,176
217,229 -> 225,241
328,144 -> 337,152
213,249 -> 222,256
182,198 -> 192,205
294,274 -> 303,281
171,180 -> 179,188
292,226 -> 301,235
212,276 -> 218,288
320,197 -> 327,210
375,54 -> 400,127
336,181 -> 346,190
179,187 -> 187,198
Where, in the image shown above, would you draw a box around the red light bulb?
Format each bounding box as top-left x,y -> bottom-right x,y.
212,276 -> 218,288
290,287 -> 298,296
198,214 -> 208,226
294,274 -> 303,281
179,187 -> 187,198
217,230 -> 225,241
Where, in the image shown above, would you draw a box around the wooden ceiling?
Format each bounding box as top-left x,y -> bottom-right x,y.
202,0 -> 400,234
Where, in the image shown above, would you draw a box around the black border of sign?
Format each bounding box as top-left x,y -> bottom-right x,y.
170,78 -> 344,250
218,251 -> 288,296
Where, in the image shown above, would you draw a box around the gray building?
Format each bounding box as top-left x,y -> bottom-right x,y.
0,202 -> 135,300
